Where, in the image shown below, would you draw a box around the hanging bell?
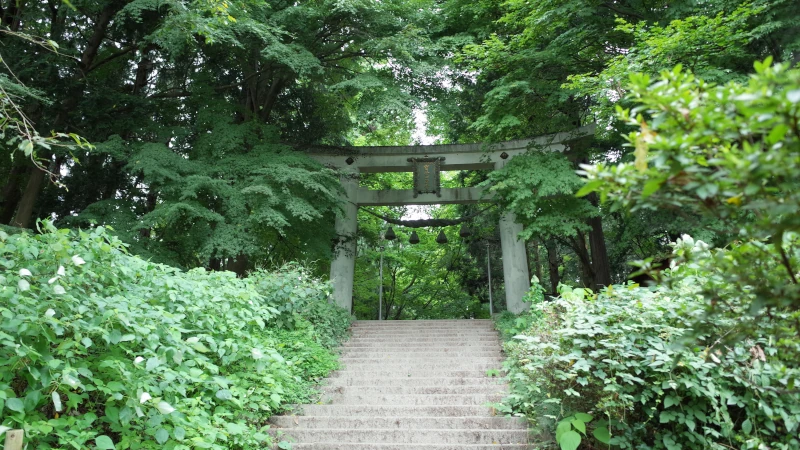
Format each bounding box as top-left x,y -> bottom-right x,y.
436,229 -> 449,244
409,231 -> 420,245
459,224 -> 471,238
384,226 -> 396,241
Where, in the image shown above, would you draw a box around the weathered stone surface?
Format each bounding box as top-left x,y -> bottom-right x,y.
269,320 -> 530,449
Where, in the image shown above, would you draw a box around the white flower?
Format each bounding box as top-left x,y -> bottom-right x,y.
134,356 -> 144,364
48,277 -> 58,284
71,255 -> 85,266
19,269 -> 32,277
57,266 -> 66,276
45,309 -> 56,318
139,392 -> 152,403
251,348 -> 264,360
18,280 -> 30,291
53,285 -> 66,295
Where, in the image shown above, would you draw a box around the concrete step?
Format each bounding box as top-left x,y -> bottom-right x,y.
274,428 -> 528,445
292,405 -> 499,417
347,337 -> 501,343
339,356 -> 504,364
352,319 -> 495,323
340,350 -> 505,361
320,394 -> 502,406
289,444 -> 530,450
322,385 -> 507,396
337,363 -> 502,372
350,328 -> 497,336
271,319 -> 527,448
270,416 -> 527,430
351,321 -> 494,327
342,343 -> 502,349
324,377 -> 506,387
328,369 -> 503,378
349,327 -> 498,332
342,345 -> 503,358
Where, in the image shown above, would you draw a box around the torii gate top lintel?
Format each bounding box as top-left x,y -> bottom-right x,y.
306,125 -> 594,173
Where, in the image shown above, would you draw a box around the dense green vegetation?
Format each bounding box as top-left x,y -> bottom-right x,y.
2,0 -> 800,447
495,63 -> 800,449
1,223 -> 350,448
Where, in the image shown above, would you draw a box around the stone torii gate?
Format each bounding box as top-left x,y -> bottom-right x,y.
307,126 -> 593,315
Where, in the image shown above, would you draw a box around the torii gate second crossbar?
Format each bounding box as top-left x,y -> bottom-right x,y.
306,125 -> 594,314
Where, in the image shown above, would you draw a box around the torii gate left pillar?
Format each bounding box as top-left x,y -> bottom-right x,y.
330,168 -> 359,312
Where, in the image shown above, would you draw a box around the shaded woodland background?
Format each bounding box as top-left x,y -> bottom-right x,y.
1,0 -> 798,318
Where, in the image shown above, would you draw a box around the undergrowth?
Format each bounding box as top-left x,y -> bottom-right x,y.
0,222 -> 351,449
496,241 -> 800,450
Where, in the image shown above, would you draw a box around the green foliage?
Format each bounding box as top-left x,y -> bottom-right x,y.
580,61 -> 800,319
555,413 -> 601,450
0,223 -> 351,449
500,265 -> 800,449
485,152 -> 597,241
353,203 -> 492,320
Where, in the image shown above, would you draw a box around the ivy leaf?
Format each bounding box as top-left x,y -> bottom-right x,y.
559,430 -> 581,450
571,418 -> 586,434
146,357 -> 161,371
593,426 -> 611,444
156,401 -> 175,414
5,398 -> 24,413
555,419 -> 572,441
575,179 -> 603,197
95,435 -> 115,449
642,179 -> 662,199
155,428 -> 169,444
19,140 -> 34,156
664,395 -> 680,408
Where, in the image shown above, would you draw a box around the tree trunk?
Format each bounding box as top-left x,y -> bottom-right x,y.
225,253 -> 249,277
586,193 -> 612,289
12,166 -> 47,228
0,163 -> 26,224
588,215 -> 612,288
569,232 -> 595,290
545,240 -> 560,296
531,240 -> 543,282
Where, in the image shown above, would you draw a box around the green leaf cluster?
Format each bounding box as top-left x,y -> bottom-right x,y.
498,268 -> 800,449
0,223 -> 351,448
580,61 -> 800,318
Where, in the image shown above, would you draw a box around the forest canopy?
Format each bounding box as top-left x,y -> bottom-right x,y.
0,0 -> 798,315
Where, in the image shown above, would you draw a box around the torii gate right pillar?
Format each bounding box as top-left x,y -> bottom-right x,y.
499,212 -> 530,314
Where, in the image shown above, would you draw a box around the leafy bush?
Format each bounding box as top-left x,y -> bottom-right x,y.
0,223 -> 351,449
499,240 -> 800,449
579,60 -> 800,322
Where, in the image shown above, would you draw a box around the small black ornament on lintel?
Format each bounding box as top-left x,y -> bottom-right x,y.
436,230 -> 449,244
345,156 -> 355,165
409,231 -> 420,245
500,152 -> 509,160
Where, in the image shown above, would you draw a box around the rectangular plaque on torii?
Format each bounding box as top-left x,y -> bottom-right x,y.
408,157 -> 444,198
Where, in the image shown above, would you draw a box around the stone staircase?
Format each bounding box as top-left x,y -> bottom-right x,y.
270,319 -> 529,449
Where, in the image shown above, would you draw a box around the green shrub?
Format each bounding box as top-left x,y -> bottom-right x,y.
0,223 -> 351,449
500,238 -> 800,449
